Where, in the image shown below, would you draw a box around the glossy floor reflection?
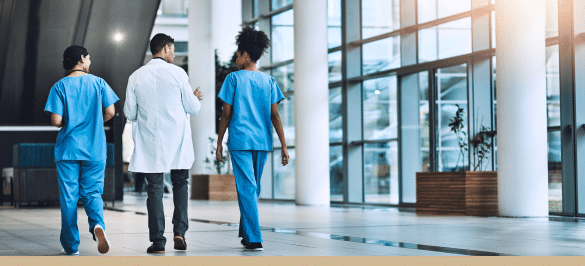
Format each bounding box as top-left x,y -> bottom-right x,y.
1,194 -> 585,256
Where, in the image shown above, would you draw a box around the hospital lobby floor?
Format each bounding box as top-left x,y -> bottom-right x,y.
1,194 -> 585,256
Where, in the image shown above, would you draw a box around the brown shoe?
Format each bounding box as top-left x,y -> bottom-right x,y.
174,233 -> 187,250
146,245 -> 165,253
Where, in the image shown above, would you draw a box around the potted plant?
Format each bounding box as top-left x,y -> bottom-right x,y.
191,136 -> 236,201
416,105 -> 498,216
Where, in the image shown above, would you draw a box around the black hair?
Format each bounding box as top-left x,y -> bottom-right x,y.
150,33 -> 174,55
235,27 -> 270,63
62,45 -> 88,70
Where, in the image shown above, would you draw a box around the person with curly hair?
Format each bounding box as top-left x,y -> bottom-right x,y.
216,26 -> 289,251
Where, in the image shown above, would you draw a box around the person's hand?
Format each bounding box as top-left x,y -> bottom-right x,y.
194,86 -> 203,101
216,143 -> 224,163
281,147 -> 289,166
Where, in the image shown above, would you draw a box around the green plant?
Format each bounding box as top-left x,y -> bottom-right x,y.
448,104 -> 495,171
203,136 -> 230,174
448,104 -> 468,171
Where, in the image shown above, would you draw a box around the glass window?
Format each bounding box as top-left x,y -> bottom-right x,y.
272,0 -> 292,10
330,87 -> 342,142
418,0 -> 471,24
419,17 -> 471,63
364,141 -> 398,204
272,95 -> 295,147
253,0 -> 259,17
548,131 -> 562,212
274,148 -> 295,199
546,0 -> 559,38
435,64 -> 468,171
546,45 -> 560,127
362,36 -> 400,75
273,63 -> 294,93
361,0 -> 400,39
328,51 -> 342,83
419,17 -> 472,63
328,0 -> 342,48
271,10 -> 294,63
330,145 -> 343,202
419,72 -> 431,172
363,76 -> 398,140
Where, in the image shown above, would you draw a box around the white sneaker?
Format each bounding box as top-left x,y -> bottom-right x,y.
61,249 -> 79,256
93,224 -> 110,254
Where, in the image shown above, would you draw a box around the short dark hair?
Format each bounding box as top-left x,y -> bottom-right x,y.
150,33 -> 174,55
62,45 -> 88,70
235,27 -> 270,63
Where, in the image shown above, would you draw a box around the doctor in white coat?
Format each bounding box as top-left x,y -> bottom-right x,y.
124,33 -> 203,254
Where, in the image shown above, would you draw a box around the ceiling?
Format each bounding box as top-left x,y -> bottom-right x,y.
0,0 -> 160,125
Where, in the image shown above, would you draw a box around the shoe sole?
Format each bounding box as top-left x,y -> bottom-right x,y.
174,236 -> 186,250
244,248 -> 263,251
94,227 -> 109,254
148,250 -> 165,254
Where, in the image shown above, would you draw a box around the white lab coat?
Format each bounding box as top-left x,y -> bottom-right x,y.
123,59 -> 201,173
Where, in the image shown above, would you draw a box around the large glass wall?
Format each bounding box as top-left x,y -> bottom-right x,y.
242,0 -> 581,214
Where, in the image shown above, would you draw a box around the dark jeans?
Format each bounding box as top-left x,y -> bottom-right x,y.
145,169 -> 189,248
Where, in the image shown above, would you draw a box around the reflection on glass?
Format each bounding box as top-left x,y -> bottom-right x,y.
272,0 -> 292,10
361,0 -> 400,39
272,10 -> 294,63
419,72 -> 431,172
328,0 -> 342,48
435,64 -> 468,171
363,76 -> 398,141
364,141 -> 398,204
362,37 -> 400,75
546,0 -> 559,38
418,0 -> 471,24
548,131 -> 562,212
546,45 -> 560,127
330,87 -> 343,142
492,57 -> 497,170
330,145 -> 343,202
328,51 -> 342,82
419,18 -> 471,62
273,148 -> 295,200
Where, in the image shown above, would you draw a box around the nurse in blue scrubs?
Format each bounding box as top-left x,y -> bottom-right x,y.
216,27 -> 289,251
44,45 -> 119,255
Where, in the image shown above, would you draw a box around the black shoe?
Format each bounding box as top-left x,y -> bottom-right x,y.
174,233 -> 187,250
240,239 -> 248,247
146,245 -> 165,253
244,242 -> 263,251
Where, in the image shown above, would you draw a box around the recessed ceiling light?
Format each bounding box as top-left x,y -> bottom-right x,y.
114,33 -> 123,42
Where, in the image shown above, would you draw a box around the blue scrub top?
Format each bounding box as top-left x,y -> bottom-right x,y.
217,70 -> 284,151
44,74 -> 119,162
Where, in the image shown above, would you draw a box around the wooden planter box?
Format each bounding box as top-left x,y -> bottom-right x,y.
416,171 -> 497,216
190,174 -> 237,201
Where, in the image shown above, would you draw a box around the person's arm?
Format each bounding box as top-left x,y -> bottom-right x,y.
51,113 -> 64,128
216,102 -> 233,163
271,103 -> 289,166
103,104 -> 115,122
123,76 -> 137,121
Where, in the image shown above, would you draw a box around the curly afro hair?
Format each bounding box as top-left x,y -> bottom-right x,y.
235,26 -> 270,63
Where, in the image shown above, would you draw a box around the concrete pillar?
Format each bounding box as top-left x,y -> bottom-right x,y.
496,0 -> 548,216
211,0 -> 242,63
189,0 -> 215,174
293,0 -> 329,205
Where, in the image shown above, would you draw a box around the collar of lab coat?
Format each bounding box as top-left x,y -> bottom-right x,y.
148,58 -> 168,64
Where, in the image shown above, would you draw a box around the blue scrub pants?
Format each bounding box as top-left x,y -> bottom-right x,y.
56,160 -> 106,254
230,150 -> 267,243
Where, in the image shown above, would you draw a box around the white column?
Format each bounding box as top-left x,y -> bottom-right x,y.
189,0 -> 215,174
293,0 -> 329,206
211,0 -> 242,63
496,0 -> 548,216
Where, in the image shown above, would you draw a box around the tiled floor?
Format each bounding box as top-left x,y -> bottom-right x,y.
1,194 -> 585,256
